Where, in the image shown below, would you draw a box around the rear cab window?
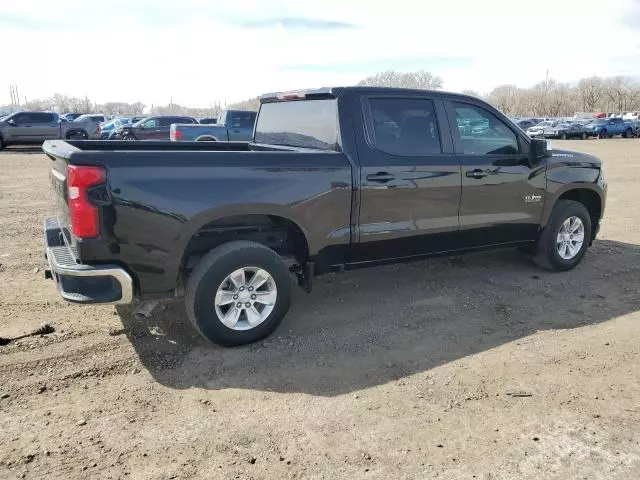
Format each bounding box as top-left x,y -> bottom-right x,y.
255,99 -> 338,150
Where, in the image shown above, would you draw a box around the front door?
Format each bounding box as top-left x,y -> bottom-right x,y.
135,118 -> 159,140
7,113 -> 36,141
446,100 -> 546,247
354,95 -> 462,263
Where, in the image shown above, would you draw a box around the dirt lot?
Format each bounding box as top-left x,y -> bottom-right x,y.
0,140 -> 639,480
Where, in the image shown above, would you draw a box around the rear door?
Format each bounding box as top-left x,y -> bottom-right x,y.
445,99 -> 545,247
33,112 -> 60,140
354,94 -> 462,262
228,111 -> 257,141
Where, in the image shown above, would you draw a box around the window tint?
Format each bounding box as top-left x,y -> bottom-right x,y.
365,98 -> 441,155
453,102 -> 519,155
12,113 -> 52,124
255,99 -> 338,150
142,118 -> 158,128
231,111 -> 257,128
34,112 -> 56,123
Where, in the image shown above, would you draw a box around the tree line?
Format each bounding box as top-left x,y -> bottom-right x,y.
3,72 -> 639,118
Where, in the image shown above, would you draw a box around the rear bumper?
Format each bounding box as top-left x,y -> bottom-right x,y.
43,217 -> 134,304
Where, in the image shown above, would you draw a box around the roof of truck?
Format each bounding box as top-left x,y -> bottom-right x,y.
260,86 -> 471,103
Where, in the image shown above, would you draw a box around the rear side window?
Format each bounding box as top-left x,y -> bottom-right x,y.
231,111 -> 257,128
452,102 -> 519,155
364,98 -> 442,155
255,99 -> 338,150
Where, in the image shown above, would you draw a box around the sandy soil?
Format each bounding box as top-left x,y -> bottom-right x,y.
0,140 -> 639,480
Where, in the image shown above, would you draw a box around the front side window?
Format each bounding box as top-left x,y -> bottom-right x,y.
365,98 -> 442,155
142,119 -> 157,128
452,102 -> 519,155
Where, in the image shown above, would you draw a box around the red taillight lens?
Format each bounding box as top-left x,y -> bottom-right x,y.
67,165 -> 106,239
173,128 -> 183,140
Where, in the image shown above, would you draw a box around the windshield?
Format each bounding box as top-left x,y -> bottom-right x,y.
538,121 -> 556,127
255,99 -> 338,150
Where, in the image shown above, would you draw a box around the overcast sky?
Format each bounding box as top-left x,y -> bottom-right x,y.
1,0 -> 639,108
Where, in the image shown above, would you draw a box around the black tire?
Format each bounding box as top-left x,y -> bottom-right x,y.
581,132 -> 587,140
533,200 -> 592,272
185,240 -> 292,346
560,132 -> 567,140
0,136 -> 4,150
623,128 -> 632,138
196,137 -> 217,142
66,130 -> 88,140
598,129 -> 607,139
122,134 -> 136,141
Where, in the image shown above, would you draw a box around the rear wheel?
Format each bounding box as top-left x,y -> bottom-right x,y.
185,241 -> 292,346
533,200 -> 592,271
623,128 -> 632,138
66,130 -> 88,140
560,132 -> 568,140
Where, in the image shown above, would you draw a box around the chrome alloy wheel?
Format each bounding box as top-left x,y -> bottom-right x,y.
556,216 -> 585,260
214,267 -> 277,330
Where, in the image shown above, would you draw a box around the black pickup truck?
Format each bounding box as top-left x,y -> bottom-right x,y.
42,86 -> 607,346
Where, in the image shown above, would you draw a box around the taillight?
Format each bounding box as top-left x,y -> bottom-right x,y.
172,128 -> 183,140
67,165 -> 106,239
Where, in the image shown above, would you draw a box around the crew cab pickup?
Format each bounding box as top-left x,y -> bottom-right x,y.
42,87 -> 607,346
170,110 -> 256,142
0,112 -> 101,149
583,117 -> 636,138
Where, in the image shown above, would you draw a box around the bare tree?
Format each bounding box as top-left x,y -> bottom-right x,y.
357,70 -> 443,90
577,76 -> 604,111
461,89 -> 480,97
227,97 -> 260,111
487,85 -> 519,115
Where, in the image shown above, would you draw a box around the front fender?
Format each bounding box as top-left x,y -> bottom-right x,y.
541,162 -> 603,228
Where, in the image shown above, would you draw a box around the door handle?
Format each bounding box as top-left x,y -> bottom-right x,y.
366,172 -> 395,182
155,129 -> 161,132
466,169 -> 488,179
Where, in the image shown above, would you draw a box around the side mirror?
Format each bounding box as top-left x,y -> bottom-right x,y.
7,119 -> 16,126
529,138 -> 550,164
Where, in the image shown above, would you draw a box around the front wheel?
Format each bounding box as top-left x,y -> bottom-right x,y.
122,134 -> 136,141
598,129 -> 607,139
0,137 -> 4,150
66,130 -> 88,140
533,200 -> 592,271
623,128 -> 632,138
560,132 -> 568,140
185,241 -> 292,346
581,132 -> 587,140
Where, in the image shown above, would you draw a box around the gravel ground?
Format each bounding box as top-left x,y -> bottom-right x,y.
0,140 -> 639,480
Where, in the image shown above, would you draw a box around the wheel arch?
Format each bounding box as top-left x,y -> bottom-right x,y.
168,208 -> 312,289
542,185 -> 603,241
195,135 -> 218,142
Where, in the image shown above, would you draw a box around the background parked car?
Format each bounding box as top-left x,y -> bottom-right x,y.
583,118 -> 635,138
542,122 -> 588,140
99,116 -> 145,139
516,119 -> 539,130
526,120 -> 560,138
115,115 -> 198,140
170,110 -> 256,142
60,112 -> 84,122
0,111 -> 101,148
198,117 -> 218,124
